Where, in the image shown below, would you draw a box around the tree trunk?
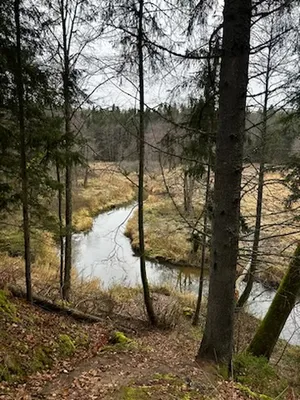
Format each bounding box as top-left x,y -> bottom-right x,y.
83,166 -> 89,188
137,0 -> 156,325
61,0 -> 72,301
192,162 -> 211,326
56,161 -> 64,295
14,0 -> 32,303
237,38 -> 272,310
248,243 -> 300,360
196,0 -> 251,364
184,171 -> 194,215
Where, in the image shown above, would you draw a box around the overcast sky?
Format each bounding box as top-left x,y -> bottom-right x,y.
74,0 -> 298,111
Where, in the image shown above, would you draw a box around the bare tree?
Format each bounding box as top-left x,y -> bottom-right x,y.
137,0 -> 156,325
44,0 -> 98,300
238,9 -> 296,307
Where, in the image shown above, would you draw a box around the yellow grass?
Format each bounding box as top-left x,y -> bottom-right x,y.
126,166 -> 300,286
72,162 -> 136,232
240,168 -> 300,285
0,161 -> 136,296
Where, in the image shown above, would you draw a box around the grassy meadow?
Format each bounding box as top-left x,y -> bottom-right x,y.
125,165 -> 300,287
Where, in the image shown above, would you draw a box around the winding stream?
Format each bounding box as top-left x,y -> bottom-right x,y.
73,204 -> 300,345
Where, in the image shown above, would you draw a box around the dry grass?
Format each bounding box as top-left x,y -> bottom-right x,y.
0,161 -> 136,292
126,165 -> 300,286
240,167 -> 300,285
125,169 -> 206,266
72,162 -> 136,232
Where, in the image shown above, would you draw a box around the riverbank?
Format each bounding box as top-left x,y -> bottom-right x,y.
125,166 -> 300,288
72,162 -> 136,232
0,162 -> 136,295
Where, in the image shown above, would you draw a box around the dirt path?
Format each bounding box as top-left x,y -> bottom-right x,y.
4,330 -> 228,400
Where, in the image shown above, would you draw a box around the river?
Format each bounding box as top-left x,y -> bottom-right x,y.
72,203 -> 300,345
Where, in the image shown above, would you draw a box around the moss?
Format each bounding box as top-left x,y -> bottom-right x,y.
0,355 -> 23,382
121,386 -> 150,400
120,375 -> 205,400
182,307 -> 194,318
0,344 -> 55,383
74,332 -> 90,348
0,290 -> 16,318
153,373 -> 178,381
31,346 -> 53,371
235,383 -> 273,400
109,331 -> 132,345
233,353 -> 287,398
57,334 -> 76,356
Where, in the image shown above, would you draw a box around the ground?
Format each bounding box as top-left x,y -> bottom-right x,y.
0,291 -> 299,400
0,301 -> 254,400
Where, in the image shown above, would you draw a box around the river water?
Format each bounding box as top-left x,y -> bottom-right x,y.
73,204 -> 300,345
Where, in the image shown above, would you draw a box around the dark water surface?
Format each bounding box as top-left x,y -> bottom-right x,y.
73,204 -> 300,345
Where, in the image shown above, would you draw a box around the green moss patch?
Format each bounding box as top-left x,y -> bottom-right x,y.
0,290 -> 16,318
57,334 -> 76,356
119,373 -> 205,400
233,353 -> 287,398
109,331 -> 132,345
121,386 -> 150,400
235,383 -> 273,400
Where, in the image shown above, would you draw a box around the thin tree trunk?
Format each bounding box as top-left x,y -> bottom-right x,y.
192,162 -> 211,326
184,172 -> 194,215
56,161 -> 64,294
137,0 -> 156,325
14,0 -> 32,303
61,0 -> 72,301
236,39 -> 272,310
83,166 -> 89,188
197,0 -> 251,364
248,243 -> 300,360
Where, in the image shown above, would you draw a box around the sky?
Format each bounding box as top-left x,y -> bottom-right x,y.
76,0 -> 223,109
71,0 -> 298,111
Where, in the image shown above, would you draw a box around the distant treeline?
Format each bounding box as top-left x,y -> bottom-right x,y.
83,104 -> 300,167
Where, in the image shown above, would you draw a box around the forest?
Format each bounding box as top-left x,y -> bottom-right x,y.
1,0 -> 300,399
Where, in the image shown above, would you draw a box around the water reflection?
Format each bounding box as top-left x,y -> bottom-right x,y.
72,204 -> 300,345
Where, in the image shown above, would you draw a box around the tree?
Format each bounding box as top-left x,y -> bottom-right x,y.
104,0 -> 178,324
44,0 -> 97,300
248,243 -> 300,360
237,18 -> 274,309
0,0 -> 62,301
196,0 -> 252,364
60,0 -> 73,301
189,39 -> 220,326
237,7 -> 297,308
137,0 -> 156,325
14,0 -> 32,302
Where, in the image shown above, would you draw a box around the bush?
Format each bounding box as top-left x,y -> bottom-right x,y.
154,297 -> 182,329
